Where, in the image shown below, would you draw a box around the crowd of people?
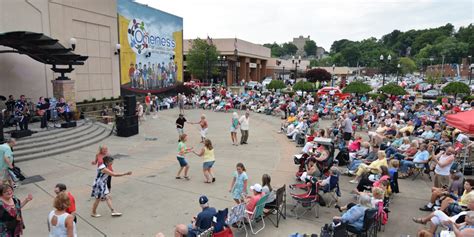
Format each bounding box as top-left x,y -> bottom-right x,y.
1,83 -> 474,236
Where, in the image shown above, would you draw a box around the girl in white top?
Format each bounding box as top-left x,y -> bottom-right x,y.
48,192 -> 77,237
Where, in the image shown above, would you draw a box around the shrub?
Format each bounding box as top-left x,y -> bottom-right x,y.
82,99 -> 89,104
306,68 -> 331,83
292,81 -> 315,92
342,81 -> 372,95
267,80 -> 286,90
91,98 -> 97,102
378,83 -> 407,96
442,82 -> 470,100
462,95 -> 474,102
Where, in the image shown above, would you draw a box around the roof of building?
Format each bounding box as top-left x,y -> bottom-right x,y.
312,66 -> 353,75
184,38 -> 270,59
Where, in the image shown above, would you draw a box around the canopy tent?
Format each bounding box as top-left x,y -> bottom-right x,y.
446,110 -> 474,135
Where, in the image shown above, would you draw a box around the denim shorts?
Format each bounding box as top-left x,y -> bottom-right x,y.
177,156 -> 188,167
203,161 -> 215,169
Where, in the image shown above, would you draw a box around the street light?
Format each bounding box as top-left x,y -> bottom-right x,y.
332,64 -> 336,87
379,54 -> 392,86
292,55 -> 301,79
397,63 -> 401,84
468,55 -> 472,85
234,49 -> 239,86
217,56 -> 227,86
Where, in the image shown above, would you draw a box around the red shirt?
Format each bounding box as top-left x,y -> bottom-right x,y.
246,192 -> 265,212
65,192 -> 76,214
96,153 -> 113,171
145,95 -> 151,104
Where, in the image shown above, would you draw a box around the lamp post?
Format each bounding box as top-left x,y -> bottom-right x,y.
468,55 -> 472,85
292,55 -> 301,79
332,64 -> 335,87
379,54 -> 392,86
397,63 -> 401,84
234,49 -> 239,86
217,56 -> 227,86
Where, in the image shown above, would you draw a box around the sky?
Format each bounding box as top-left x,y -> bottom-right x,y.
136,0 -> 474,50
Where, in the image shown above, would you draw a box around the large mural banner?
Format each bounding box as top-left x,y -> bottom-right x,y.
118,0 -> 183,94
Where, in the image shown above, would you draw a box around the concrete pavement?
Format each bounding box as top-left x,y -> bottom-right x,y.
14,108 -> 434,236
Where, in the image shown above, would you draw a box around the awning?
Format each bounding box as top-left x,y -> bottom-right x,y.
446,110 -> 474,135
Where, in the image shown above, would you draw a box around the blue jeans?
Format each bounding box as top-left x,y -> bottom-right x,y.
400,160 -> 414,173
349,159 -> 363,171
385,147 -> 397,158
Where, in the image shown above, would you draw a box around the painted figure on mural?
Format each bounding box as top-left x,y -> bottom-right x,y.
147,62 -> 152,89
151,63 -> 156,89
137,62 -> 143,89
157,63 -> 162,88
142,64 -> 148,90
128,63 -> 135,88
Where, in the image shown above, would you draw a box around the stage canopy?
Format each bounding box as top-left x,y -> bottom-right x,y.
446,110 -> 474,135
0,31 -> 88,78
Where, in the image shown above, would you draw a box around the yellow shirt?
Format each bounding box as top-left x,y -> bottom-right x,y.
203,148 -> 215,162
399,125 -> 414,133
287,116 -> 296,123
368,158 -> 388,173
460,190 -> 473,206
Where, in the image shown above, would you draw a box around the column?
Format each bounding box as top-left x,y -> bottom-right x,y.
51,79 -> 76,111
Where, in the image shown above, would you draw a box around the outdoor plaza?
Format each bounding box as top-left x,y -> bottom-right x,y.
11,108 -> 452,237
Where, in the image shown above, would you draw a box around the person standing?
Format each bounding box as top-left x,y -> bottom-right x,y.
432,147 -> 455,188
230,112 -> 240,146
176,134 -> 193,180
47,192 -> 77,237
0,184 -> 32,237
145,93 -> 151,116
193,114 -> 208,143
92,145 -> 112,192
175,114 -> 187,140
128,63 -> 135,88
239,111 -> 250,145
54,183 -> 76,223
0,138 -> 16,187
91,156 -> 132,217
229,163 -> 248,204
15,95 -> 29,130
36,97 -> 49,129
342,113 -> 353,146
178,93 -> 185,115
193,139 -> 216,183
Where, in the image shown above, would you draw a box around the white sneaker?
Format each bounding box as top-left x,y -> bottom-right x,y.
111,212 -> 122,216
349,180 -> 358,184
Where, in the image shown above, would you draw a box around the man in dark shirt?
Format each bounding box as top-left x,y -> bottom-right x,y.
174,195 -> 217,237
175,114 -> 187,140
36,96 -> 50,129
14,95 -> 29,130
56,97 -> 72,122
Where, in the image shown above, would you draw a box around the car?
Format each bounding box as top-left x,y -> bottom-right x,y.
183,80 -> 208,88
422,90 -> 440,100
262,77 -> 273,88
245,81 -> 262,91
316,87 -> 351,100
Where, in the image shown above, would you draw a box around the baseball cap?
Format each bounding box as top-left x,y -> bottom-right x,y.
199,195 -> 208,205
250,183 -> 262,192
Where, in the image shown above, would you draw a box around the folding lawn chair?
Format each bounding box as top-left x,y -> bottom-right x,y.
245,193 -> 269,234
226,203 -> 248,237
265,185 -> 287,228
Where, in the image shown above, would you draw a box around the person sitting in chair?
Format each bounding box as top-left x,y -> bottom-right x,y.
245,183 -> 266,213
333,193 -> 373,232
56,97 -> 72,122
174,196 -> 217,237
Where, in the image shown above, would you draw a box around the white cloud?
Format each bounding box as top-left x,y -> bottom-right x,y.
136,0 -> 473,50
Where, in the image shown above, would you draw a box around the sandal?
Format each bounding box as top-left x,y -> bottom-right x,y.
175,176 -> 182,179
412,217 -> 425,224
204,181 -> 212,183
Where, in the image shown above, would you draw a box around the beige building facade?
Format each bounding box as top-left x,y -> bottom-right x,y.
0,0 -> 120,102
184,38 -> 272,85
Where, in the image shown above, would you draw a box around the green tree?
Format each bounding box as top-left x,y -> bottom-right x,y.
398,57 -> 417,74
263,42 -> 285,57
293,81 -> 315,92
425,74 -> 442,89
442,82 -> 470,101
455,24 -> 474,55
282,42 -> 298,55
305,68 -> 331,83
378,83 -> 407,96
304,40 -> 317,56
342,81 -> 372,95
186,38 -> 219,82
267,80 -> 286,91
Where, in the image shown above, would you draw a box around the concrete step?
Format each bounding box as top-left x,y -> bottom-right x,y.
14,123 -> 98,151
15,121 -> 89,145
15,123 -> 111,162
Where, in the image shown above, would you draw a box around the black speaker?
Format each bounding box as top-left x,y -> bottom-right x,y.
11,130 -> 32,139
116,115 -> 138,128
123,95 -> 136,116
116,115 -> 139,137
61,121 -> 77,128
